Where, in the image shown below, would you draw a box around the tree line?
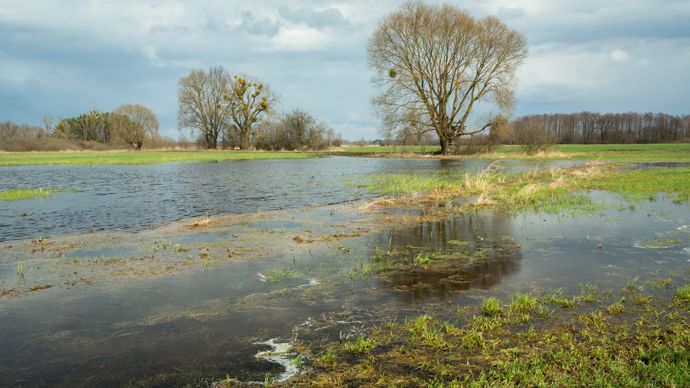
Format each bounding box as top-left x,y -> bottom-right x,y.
0,104 -> 169,151
510,112 -> 690,145
177,66 -> 341,150
51,104 -> 160,150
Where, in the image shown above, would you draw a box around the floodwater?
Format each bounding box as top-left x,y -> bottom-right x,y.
0,157 -> 578,242
0,158 -> 688,387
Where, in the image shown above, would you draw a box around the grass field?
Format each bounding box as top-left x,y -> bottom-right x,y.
300,282 -> 690,387
364,163 -> 690,213
339,143 -> 690,162
0,144 -> 688,166
0,150 -> 320,166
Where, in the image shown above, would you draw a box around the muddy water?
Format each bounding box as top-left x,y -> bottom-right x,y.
0,161 -> 689,386
0,157 -> 579,241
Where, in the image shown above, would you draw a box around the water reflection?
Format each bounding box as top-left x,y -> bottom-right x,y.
372,211 -> 522,300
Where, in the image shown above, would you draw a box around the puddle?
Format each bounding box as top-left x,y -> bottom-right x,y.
64,245 -> 138,259
632,162 -> 690,169
247,220 -> 304,230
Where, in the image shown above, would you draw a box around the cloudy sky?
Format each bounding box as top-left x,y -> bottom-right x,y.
1,0 -> 689,140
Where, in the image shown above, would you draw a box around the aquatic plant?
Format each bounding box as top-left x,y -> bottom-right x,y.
16,263 -> 25,280
0,188 -> 55,201
265,269 -> 299,283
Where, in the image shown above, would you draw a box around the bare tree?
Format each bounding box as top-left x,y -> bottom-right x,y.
368,1 -> 528,154
178,67 -> 232,149
112,104 -> 160,150
225,75 -> 277,150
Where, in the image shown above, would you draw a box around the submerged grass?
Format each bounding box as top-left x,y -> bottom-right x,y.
298,283 -> 690,387
365,162 -> 690,213
0,188 -> 55,201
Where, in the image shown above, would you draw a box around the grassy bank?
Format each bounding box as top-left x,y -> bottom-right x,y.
339,143 -> 690,162
364,163 -> 690,213
0,188 -> 55,201
2,144 -> 689,166
297,281 -> 690,387
0,150 -> 320,166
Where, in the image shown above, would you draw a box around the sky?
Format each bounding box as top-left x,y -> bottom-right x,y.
1,0 -> 689,140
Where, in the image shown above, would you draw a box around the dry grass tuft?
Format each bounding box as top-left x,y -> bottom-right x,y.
190,216 -> 212,228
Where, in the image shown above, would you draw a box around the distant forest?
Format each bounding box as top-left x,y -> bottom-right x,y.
1,111 -> 689,151
510,112 -> 690,144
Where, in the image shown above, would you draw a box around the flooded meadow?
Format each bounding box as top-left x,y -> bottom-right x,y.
0,157 -> 688,386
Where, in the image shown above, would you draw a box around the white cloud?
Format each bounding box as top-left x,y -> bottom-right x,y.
269,26 -> 333,51
1,0 -> 689,139
610,49 -> 630,62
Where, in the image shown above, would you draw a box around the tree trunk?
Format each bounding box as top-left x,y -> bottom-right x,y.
439,137 -> 455,155
239,127 -> 250,150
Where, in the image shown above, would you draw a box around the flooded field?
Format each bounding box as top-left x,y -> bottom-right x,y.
0,158 -> 688,386
0,157 -> 580,242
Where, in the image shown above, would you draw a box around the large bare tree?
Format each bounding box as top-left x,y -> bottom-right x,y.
225,75 -> 276,150
368,1 -> 528,154
112,103 -> 159,150
178,67 -> 232,149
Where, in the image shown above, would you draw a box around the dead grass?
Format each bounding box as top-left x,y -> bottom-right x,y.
189,216 -> 213,228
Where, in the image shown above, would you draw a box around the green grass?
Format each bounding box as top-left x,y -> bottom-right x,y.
339,143 -> 690,162
314,348 -> 337,368
300,285 -> 690,387
480,297 -> 503,317
264,269 -> 299,283
338,145 -> 441,154
2,144 -> 689,166
0,188 -> 55,201
676,284 -> 690,302
577,166 -> 690,202
365,163 -> 690,213
342,337 -> 377,353
510,293 -> 539,314
0,150 -> 320,166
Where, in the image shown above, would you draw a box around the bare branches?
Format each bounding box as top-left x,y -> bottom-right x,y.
177,67 -> 233,149
225,75 -> 277,150
369,1 -> 527,154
